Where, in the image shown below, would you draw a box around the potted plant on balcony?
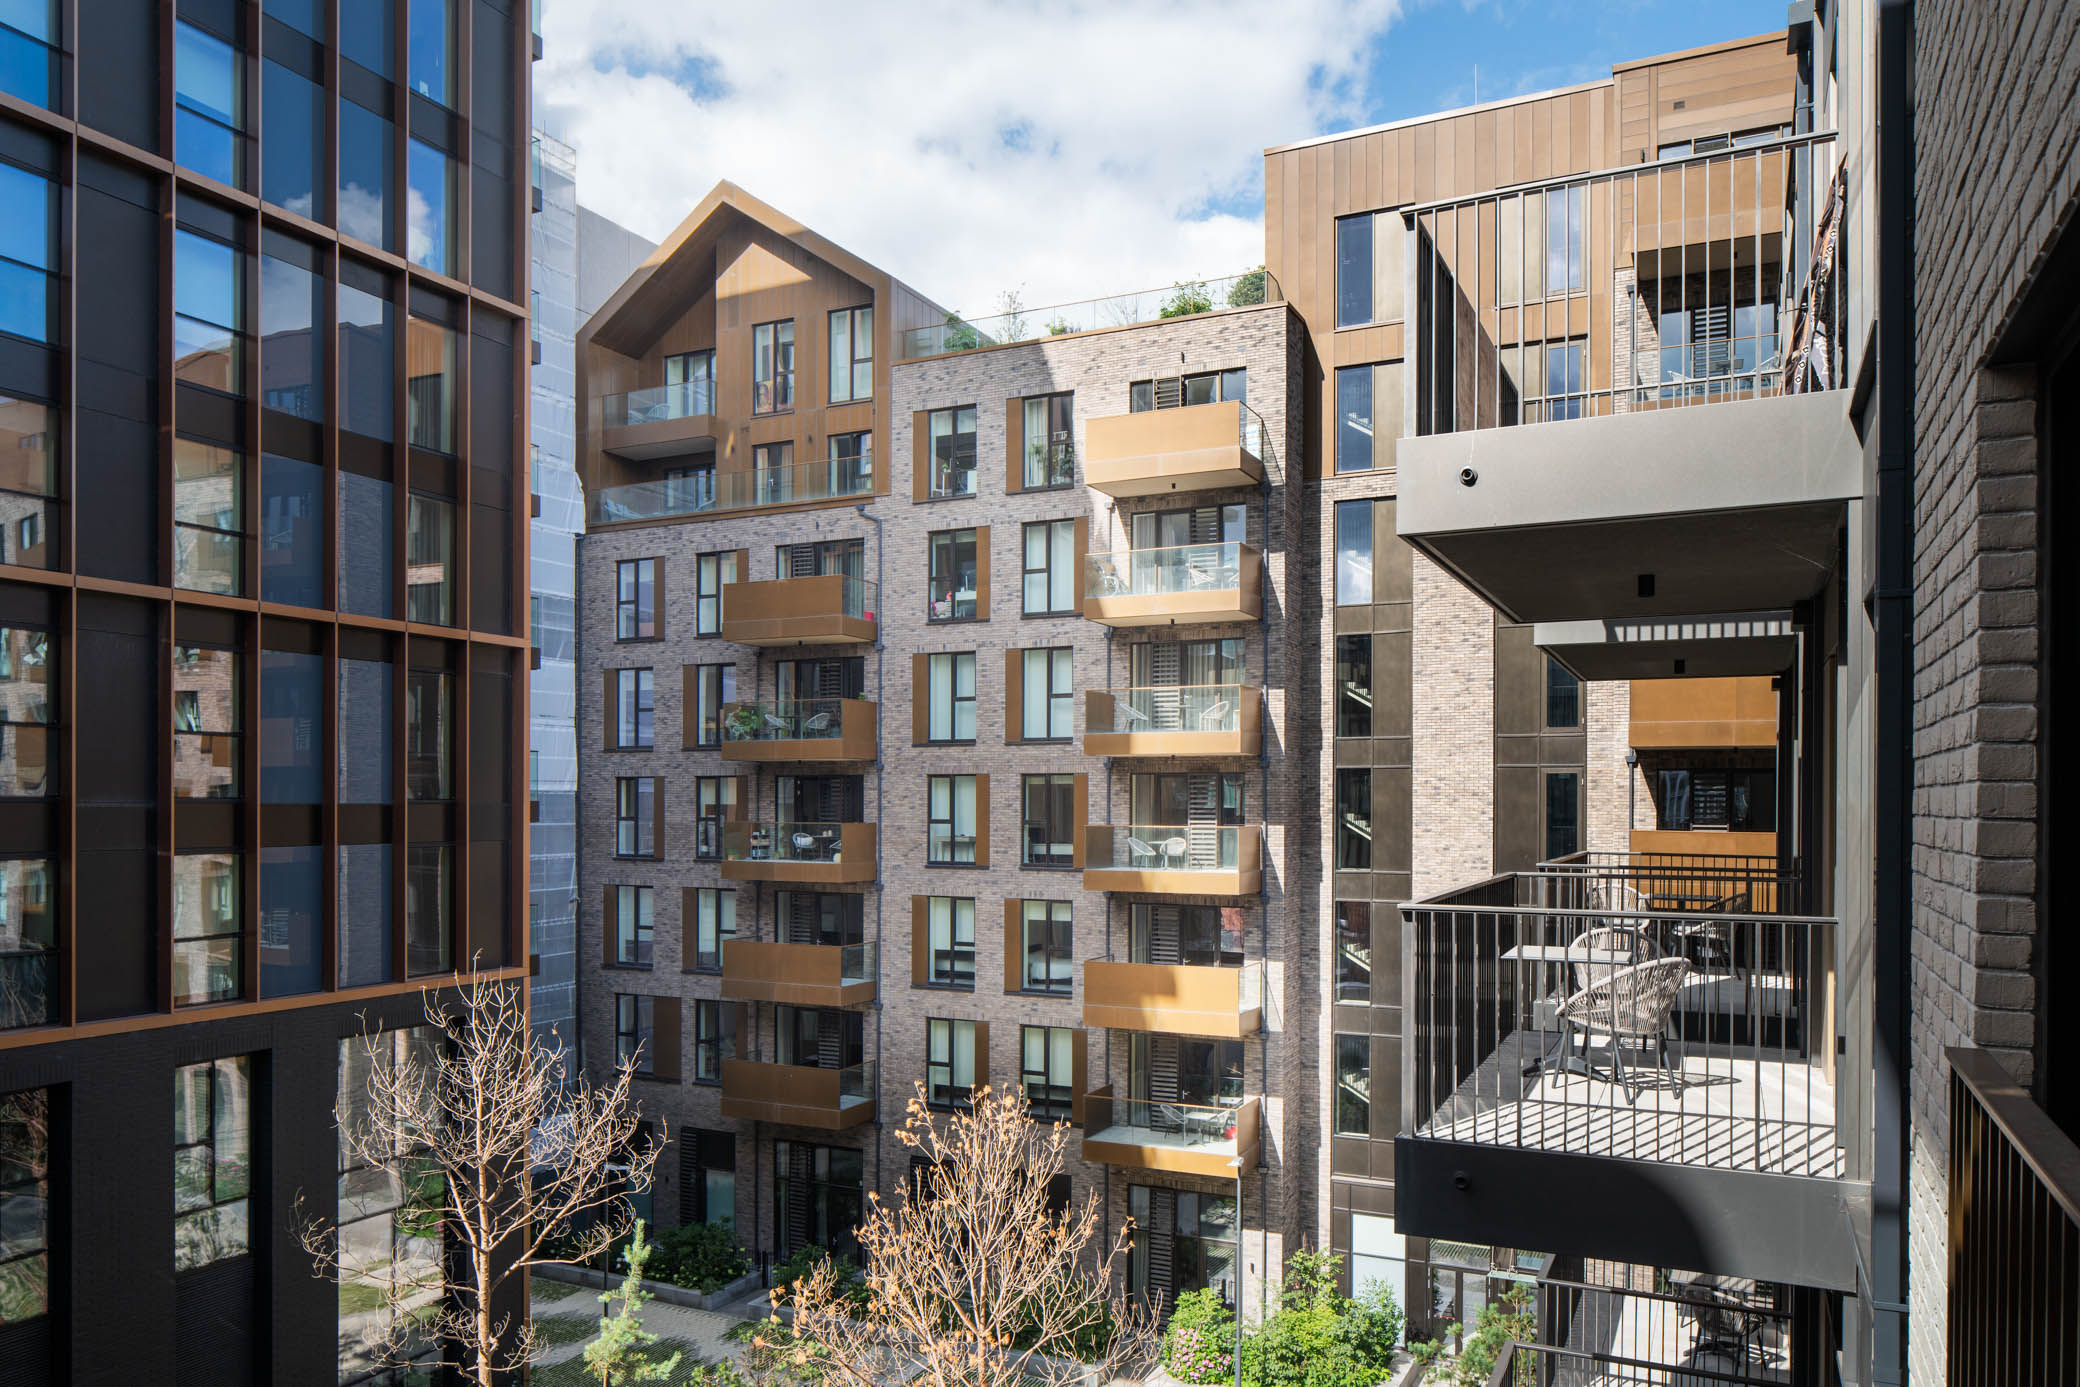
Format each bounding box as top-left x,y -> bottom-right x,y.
725,706 -> 765,741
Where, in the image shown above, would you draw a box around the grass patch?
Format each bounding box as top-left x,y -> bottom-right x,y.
531,1276 -> 587,1304
532,1313 -> 596,1350
337,1283 -> 388,1315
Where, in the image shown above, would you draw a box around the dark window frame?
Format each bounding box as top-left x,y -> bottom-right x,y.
1020,773 -> 1076,868
926,774 -> 979,865
1020,1023 -> 1075,1121
1019,899 -> 1073,995
614,776 -> 655,857
752,318 -> 795,415
611,668 -> 654,749
616,558 -> 658,641
926,895 -> 976,989
1021,518 -> 1078,616
611,885 -> 653,968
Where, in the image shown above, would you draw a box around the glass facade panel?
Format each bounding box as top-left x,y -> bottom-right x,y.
173,1056 -> 252,1268
174,228 -> 245,395
406,667 -> 452,799
172,643 -> 240,800
338,658 -> 394,803
405,842 -> 451,975
1336,214 -> 1373,328
261,648 -> 324,803
260,844 -> 323,997
337,843 -> 394,987
174,21 -> 244,189
1335,364 -> 1373,473
1335,500 -> 1372,605
173,852 -> 243,1006
339,278 -> 396,442
1336,634 -> 1371,738
339,100 -> 396,251
173,438 -> 244,595
407,0 -> 455,105
406,140 -> 456,276
406,315 -> 457,453
340,0 -> 395,76
261,454 -> 325,607
339,472 -> 396,617
0,0 -> 57,109
0,1086 -> 49,1317
261,57 -> 325,220
405,493 -> 454,625
0,162 -> 55,343
0,624 -> 52,799
261,249 -> 324,421
0,858 -> 54,1030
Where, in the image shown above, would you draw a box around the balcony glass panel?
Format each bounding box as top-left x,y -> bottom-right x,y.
1096,826 -> 1242,872
602,379 -> 716,427
1084,542 -> 1245,600
589,453 -> 872,525
726,822 -> 851,866
1091,684 -> 1243,734
721,699 -> 850,746
1095,1097 -> 1245,1152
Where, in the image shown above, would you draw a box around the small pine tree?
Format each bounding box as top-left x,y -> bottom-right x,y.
582,1220 -> 684,1385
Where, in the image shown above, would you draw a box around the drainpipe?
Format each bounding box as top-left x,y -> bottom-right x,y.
1870,3 -> 1913,1383
855,503 -> 887,1202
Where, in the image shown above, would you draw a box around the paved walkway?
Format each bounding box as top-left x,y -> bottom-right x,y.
528,1275 -> 767,1384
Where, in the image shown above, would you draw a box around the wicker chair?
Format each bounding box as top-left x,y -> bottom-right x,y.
1558,956 -> 1692,1101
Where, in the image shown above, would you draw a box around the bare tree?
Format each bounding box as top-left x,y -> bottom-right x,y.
301,971 -> 661,1387
767,1084 -> 1157,1387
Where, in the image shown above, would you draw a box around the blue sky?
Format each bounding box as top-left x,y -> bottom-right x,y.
541,0 -> 1795,317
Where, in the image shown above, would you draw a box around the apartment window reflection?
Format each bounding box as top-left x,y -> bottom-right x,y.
1021,774 -> 1076,868
339,95 -> 396,250
174,16 -> 245,188
174,226 -> 246,395
690,889 -> 734,972
1335,365 -> 1373,473
405,493 -> 454,625
1336,769 -> 1372,870
1020,901 -> 1072,994
1336,214 -> 1373,328
926,896 -> 975,988
1334,1034 -> 1370,1135
260,30 -> 325,220
1334,500 -> 1372,605
615,995 -> 655,1074
611,886 -> 653,967
0,397 -> 55,569
0,622 -> 51,799
927,775 -> 979,865
261,646 -> 323,803
616,559 -> 658,639
405,842 -> 451,975
339,469 -> 395,617
260,240 -> 324,420
173,643 -> 240,800
693,1001 -> 734,1081
0,161 -> 56,342
828,305 -> 872,403
1545,772 -> 1580,860
406,141 -> 456,276
693,776 -> 736,860
407,666 -> 453,799
614,777 -> 655,856
1335,903 -> 1371,1003
691,663 -> 734,748
339,274 -> 395,442
926,1017 -> 978,1109
1021,1025 -> 1075,1120
695,551 -> 736,636
173,851 -> 242,1006
927,406 -> 978,498
1022,393 -> 1074,489
259,845 -> 323,997
334,843 -> 394,993
1336,635 -> 1371,737
927,529 -> 979,622
172,1056 -> 252,1268
407,314 -> 457,453
338,656 -> 394,804
926,652 -> 975,744
408,0 -> 456,105
261,453 -> 324,607
752,319 -> 794,414
1022,519 -> 1077,616
0,858 -> 55,1029
1545,657 -> 1581,729
173,439 -> 244,595
341,0 -> 395,75
1021,647 -> 1073,741
0,1089 -> 49,1323
0,1 -> 57,108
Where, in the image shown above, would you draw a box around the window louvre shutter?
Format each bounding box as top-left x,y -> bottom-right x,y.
652,998 -> 682,1081
1005,396 -> 1025,494
973,774 -> 990,866
911,895 -> 929,987
973,526 -> 990,620
911,654 -> 930,745
1004,649 -> 1024,742
1003,899 -> 1023,993
911,410 -> 929,502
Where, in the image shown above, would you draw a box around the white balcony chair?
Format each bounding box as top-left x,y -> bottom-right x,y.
1197,699 -> 1231,731
764,712 -> 793,737
801,710 -> 833,735
1159,836 -> 1190,870
791,831 -> 817,858
1125,836 -> 1159,868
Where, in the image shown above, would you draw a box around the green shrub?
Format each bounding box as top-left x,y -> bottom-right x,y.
1159,281 -> 1215,318
1227,267 -> 1269,306
1229,1250 -> 1405,1387
1422,1285 -> 1534,1387
643,1222 -> 751,1293
1163,1288 -> 1238,1383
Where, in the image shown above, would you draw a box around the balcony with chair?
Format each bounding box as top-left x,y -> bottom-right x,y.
718,574 -> 876,647
720,821 -> 876,885
1083,684 -> 1261,759
1082,543 -> 1263,628
599,380 -> 718,460
719,1057 -> 876,1131
1083,957 -> 1262,1039
1084,399 -> 1266,497
1081,825 -> 1262,896
719,939 -> 877,1009
719,698 -> 877,763
1081,1087 -> 1261,1179
1394,134 -> 1860,625
1394,858 -> 1859,1290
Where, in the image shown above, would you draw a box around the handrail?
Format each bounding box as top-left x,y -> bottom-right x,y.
899,269 -> 1282,360
1948,1045 -> 2080,1226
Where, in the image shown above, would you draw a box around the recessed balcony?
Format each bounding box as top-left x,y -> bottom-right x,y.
1082,543 -> 1263,628
1083,684 -> 1261,759
718,574 -> 877,647
1083,958 -> 1262,1038
600,381 -> 718,461
1081,825 -> 1262,896
720,698 -> 877,763
719,939 -> 877,1008
719,1058 -> 876,1131
1084,399 -> 1266,497
1081,1087 -> 1261,1179
720,822 -> 876,885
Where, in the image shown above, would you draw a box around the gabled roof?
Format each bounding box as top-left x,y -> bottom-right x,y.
583,180 -> 924,356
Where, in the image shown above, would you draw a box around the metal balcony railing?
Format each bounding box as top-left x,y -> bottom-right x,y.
1403,871 -> 1842,1179
899,269 -> 1282,360
1536,849 -> 1808,917
1084,542 -> 1249,600
588,453 -> 873,525
1948,1046 -> 2080,1385
1089,684 -> 1246,735
1408,132 -> 1844,435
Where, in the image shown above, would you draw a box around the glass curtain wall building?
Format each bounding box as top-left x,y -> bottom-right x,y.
0,0 -> 530,1382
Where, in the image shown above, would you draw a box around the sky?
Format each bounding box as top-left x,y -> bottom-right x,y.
537,0 -> 1791,319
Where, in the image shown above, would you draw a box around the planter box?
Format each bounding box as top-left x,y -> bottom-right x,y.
533,1262 -> 762,1313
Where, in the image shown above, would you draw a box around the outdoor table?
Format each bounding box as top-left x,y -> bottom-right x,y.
1501,944 -> 1632,1077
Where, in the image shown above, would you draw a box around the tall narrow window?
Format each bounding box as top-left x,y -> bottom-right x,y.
696,551 -> 737,636
406,666 -> 453,799
173,852 -> 242,1006
1020,648 -> 1073,741
617,559 -> 658,639
927,896 -> 975,988
0,859 -> 55,1029
405,842 -> 451,975
928,529 -> 979,622
692,663 -> 735,748
927,406 -> 978,498
694,1000 -> 734,1082
614,995 -> 655,1074
406,314 -> 457,453
175,17 -> 246,188
829,305 -> 873,403
1022,519 -> 1077,615
173,1056 -> 252,1268
407,0 -> 456,105
1335,635 -> 1372,738
611,885 -> 653,967
0,1087 -> 50,1319
1545,656 -> 1581,729
1021,774 -> 1076,868
614,777 -> 655,856
1546,183 -> 1585,295
0,3 -> 58,109
691,889 -> 735,972
611,669 -> 654,749
335,1028 -> 442,1377
1020,901 -> 1072,995
1335,214 -> 1373,328
338,272 -> 396,444
0,162 -> 55,343
1334,500 -> 1372,606
1334,1035 -> 1370,1135
694,776 -> 737,860
0,622 -> 52,800
927,652 -> 975,744
173,643 -> 241,800
927,775 -> 979,865
1545,771 -> 1581,860
1020,1025 -> 1075,1120
752,319 -> 795,414
1336,770 -> 1372,870
664,350 -> 714,415
260,239 -> 324,421
174,225 -> 246,395
926,1018 -> 977,1109
1021,393 -> 1075,489
1335,902 -> 1372,1002
1335,365 -> 1374,473
406,139 -> 457,275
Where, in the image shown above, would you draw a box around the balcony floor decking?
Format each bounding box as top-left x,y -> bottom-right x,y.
1545,1293 -> 1793,1387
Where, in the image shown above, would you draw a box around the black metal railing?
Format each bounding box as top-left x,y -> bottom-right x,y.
1948,1046 -> 2080,1386
1525,1270 -> 1795,1384
1537,849 -> 1808,917
1404,871 -> 1841,1178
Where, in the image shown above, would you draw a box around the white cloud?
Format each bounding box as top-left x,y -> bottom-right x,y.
537,0 -> 1405,317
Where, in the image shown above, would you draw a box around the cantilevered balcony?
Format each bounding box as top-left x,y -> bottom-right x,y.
1083,958 -> 1262,1038
1084,400 -> 1266,497
719,940 -> 877,1008
1083,684 -> 1261,759
720,1058 -> 876,1131
718,574 -> 876,647
1396,134 -> 1858,624
1395,855 -> 1859,1289
1082,543 -> 1262,628
719,698 -> 877,763
1081,1088 -> 1261,1179
720,822 -> 876,885
588,453 -> 874,527
600,381 -> 718,460
1081,825 -> 1262,896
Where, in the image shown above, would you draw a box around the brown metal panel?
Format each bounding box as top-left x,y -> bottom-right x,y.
912,409 -> 929,502
974,523 -> 990,621
973,1019 -> 989,1093
1071,516 -> 1089,606
911,895 -> 929,987
1071,1029 -> 1087,1125
1071,774 -> 1088,869
974,773 -> 990,867
911,653 -> 930,745
652,996 -> 682,1080
1004,648 -> 1024,742
1003,898 -> 1022,994
603,885 -> 618,968
1004,394 -> 1024,494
